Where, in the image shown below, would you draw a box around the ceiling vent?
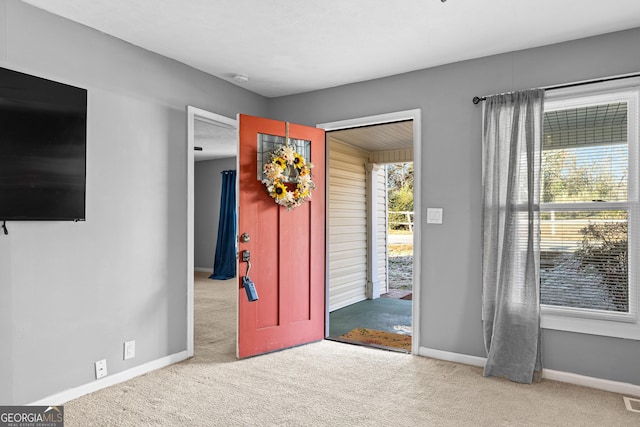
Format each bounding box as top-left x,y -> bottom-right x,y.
624,396 -> 640,413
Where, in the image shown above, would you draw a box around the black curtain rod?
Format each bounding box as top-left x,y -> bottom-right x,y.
472,72 -> 640,105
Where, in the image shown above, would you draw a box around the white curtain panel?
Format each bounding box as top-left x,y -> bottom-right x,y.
482,89 -> 544,384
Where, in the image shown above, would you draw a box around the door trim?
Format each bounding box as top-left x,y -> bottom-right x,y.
317,109 -> 422,355
186,106 -> 238,357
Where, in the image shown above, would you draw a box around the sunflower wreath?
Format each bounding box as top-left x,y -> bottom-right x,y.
262,144 -> 315,210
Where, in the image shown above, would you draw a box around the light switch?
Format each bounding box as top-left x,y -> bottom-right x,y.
426,208 -> 443,224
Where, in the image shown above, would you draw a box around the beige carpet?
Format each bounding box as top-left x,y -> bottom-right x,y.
63,272 -> 638,426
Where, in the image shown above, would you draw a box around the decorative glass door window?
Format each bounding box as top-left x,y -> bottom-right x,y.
257,134 -> 311,180
257,132 -> 315,210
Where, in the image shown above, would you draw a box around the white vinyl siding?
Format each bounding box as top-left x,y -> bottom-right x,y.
376,166 -> 388,294
328,139 -> 369,311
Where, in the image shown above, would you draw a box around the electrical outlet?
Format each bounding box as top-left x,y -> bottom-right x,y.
124,340 -> 135,360
95,359 -> 107,379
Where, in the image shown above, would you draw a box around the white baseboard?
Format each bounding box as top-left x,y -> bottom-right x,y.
419,346 -> 487,367
194,267 -> 213,273
419,346 -> 640,397
28,350 -> 190,406
543,368 -> 640,398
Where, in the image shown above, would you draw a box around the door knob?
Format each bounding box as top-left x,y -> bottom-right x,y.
240,233 -> 250,243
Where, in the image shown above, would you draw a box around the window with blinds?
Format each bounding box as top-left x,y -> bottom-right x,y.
540,91 -> 638,322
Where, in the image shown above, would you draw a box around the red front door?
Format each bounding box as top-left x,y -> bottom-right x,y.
237,114 -> 325,358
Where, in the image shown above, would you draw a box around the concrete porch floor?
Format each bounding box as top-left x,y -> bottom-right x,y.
328,298 -> 412,338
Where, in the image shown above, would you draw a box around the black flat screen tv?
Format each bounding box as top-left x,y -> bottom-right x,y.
0,67 -> 87,221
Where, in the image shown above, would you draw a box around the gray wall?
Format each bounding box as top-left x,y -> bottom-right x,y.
194,158 -> 237,270
2,0 -> 640,406
0,0 -> 267,405
268,28 -> 640,385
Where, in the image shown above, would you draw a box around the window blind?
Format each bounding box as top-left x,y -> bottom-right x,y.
540,98 -> 636,318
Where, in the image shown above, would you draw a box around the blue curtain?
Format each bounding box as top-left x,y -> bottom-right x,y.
210,170 -> 237,280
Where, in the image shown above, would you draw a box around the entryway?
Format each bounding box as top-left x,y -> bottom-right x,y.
187,107 -> 421,357
318,110 -> 422,354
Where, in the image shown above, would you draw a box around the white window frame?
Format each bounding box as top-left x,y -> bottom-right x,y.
540,80 -> 640,340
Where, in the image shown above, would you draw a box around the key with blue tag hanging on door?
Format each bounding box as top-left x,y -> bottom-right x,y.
242,250 -> 258,302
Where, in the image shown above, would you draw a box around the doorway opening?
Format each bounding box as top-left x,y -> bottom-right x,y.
187,106 -> 238,357
319,110 -> 421,354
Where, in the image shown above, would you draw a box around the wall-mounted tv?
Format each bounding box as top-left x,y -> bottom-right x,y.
0,67 -> 87,221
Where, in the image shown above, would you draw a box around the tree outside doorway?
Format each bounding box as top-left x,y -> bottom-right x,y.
387,163 -> 414,295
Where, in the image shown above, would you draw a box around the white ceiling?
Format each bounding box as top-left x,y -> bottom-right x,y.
329,121 -> 414,153
21,0 -> 640,161
21,0 -> 640,98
